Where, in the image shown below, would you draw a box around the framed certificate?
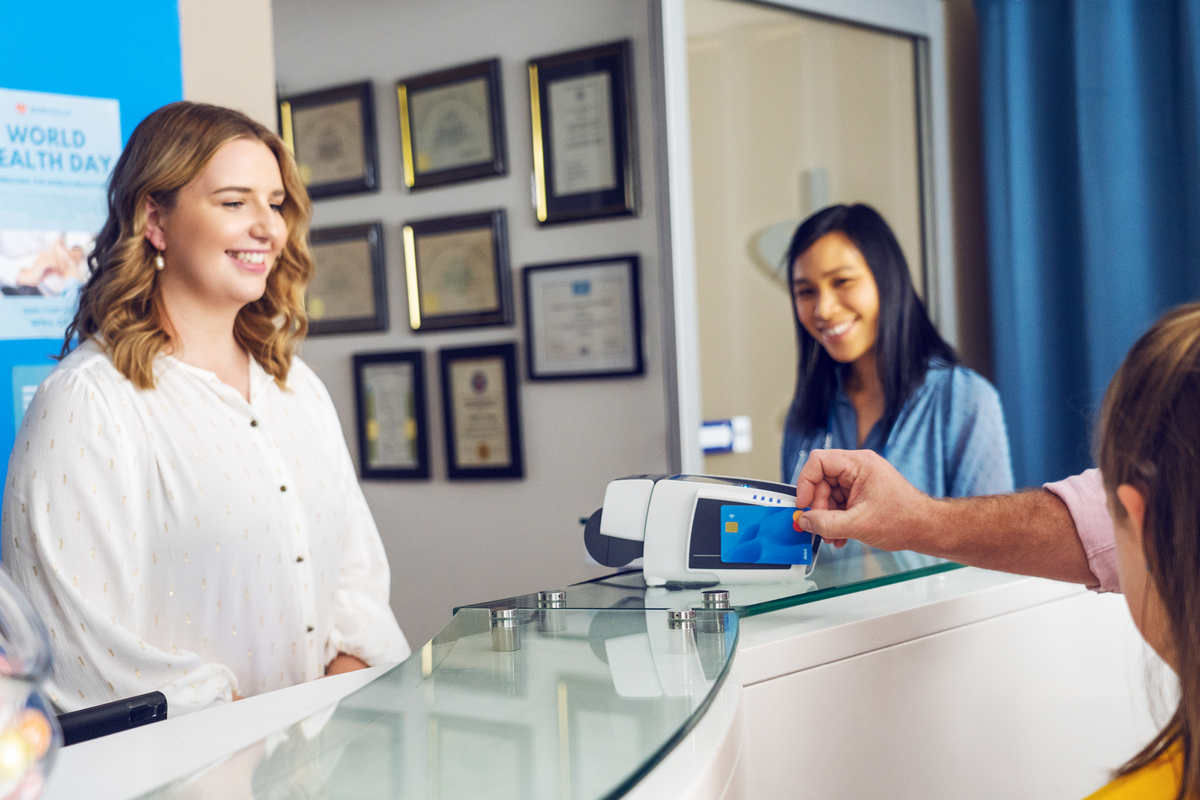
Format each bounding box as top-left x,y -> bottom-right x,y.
403,210 -> 513,331
528,40 -> 638,225
398,59 -> 507,190
439,342 -> 524,480
353,350 -> 430,480
523,255 -> 643,380
306,222 -> 388,336
279,81 -> 379,198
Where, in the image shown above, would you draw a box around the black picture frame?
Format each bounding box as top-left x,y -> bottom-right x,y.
279,80 -> 378,198
439,342 -> 524,480
306,222 -> 388,336
353,350 -> 430,480
522,254 -> 644,380
398,58 -> 507,190
402,209 -> 513,331
528,40 -> 639,225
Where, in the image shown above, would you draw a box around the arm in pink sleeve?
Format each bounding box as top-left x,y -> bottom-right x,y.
1044,469 -> 1119,593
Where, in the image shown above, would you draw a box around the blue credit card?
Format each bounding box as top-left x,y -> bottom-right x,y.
720,505 -> 814,565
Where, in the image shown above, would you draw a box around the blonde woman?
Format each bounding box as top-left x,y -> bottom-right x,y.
0,102 -> 409,714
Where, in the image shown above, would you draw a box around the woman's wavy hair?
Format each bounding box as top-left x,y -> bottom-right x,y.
1098,302 -> 1200,799
784,203 -> 957,440
62,101 -> 314,389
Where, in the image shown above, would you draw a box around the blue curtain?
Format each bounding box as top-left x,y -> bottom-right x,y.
977,0 -> 1200,487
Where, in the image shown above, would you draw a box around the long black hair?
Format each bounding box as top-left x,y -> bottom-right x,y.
785,203 -> 957,440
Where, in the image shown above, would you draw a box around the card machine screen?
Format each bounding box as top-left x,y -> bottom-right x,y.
720,505 -> 815,565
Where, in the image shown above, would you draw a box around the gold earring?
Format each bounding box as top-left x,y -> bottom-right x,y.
155,251 -> 165,271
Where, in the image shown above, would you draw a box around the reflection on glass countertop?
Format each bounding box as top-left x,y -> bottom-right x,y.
136,607 -> 738,800
470,541 -> 963,616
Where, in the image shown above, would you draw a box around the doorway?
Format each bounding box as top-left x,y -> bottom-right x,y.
685,0 -> 927,481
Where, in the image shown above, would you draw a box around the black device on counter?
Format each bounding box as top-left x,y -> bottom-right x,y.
57,691 -> 168,746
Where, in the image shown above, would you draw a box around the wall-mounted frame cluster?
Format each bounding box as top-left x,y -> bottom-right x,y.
281,40 -> 645,482
277,39 -> 638,221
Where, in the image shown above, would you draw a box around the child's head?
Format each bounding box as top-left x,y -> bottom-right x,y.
1097,301 -> 1200,787
1098,302 -> 1200,666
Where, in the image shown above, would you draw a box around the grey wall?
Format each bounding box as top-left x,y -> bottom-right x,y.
273,0 -> 672,648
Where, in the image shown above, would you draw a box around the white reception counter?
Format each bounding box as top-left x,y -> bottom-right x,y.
45,560 -> 1157,800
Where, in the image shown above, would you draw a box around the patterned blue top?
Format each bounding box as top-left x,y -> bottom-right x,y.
781,362 -> 1014,498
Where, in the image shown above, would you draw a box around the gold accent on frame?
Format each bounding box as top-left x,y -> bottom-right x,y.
279,101 -> 294,154
397,84 -> 416,188
403,225 -> 421,329
528,64 -> 548,222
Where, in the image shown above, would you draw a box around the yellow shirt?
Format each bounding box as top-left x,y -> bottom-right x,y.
1085,746 -> 1183,800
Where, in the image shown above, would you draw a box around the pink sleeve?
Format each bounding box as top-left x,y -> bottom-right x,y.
1043,469 -> 1119,593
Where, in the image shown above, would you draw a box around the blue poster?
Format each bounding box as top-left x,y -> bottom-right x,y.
1,0 -> 180,537
0,88 -> 121,497
0,88 -> 121,340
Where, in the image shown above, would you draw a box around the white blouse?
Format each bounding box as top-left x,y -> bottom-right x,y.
0,339 -> 410,714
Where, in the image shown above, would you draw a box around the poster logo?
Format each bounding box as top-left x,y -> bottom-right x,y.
15,104 -> 26,115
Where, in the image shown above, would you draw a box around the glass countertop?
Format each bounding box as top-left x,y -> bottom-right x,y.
137,607 -> 738,800
470,542 -> 962,617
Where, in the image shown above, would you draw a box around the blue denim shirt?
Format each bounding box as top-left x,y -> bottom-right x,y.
781,363 -> 1014,498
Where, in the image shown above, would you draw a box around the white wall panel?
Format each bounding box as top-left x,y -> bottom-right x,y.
180,0 -> 277,128
743,591 -> 1163,799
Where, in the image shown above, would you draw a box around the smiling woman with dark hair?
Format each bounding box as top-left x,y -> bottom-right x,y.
781,203 -> 1013,499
